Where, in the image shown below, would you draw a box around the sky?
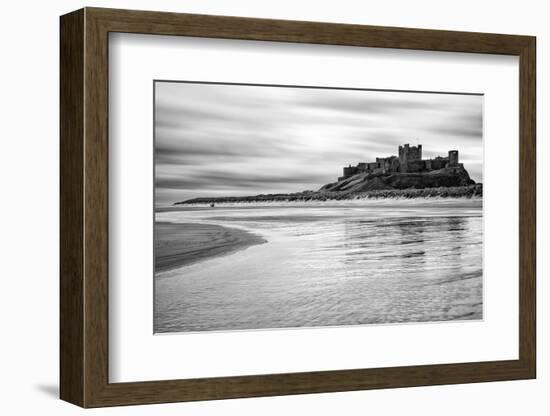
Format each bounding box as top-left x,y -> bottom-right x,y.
155,81 -> 483,206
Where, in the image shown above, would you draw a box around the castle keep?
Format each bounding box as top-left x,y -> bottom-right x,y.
339,144 -> 462,181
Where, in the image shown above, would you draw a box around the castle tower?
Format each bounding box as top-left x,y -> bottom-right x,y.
342,164 -> 355,178
398,143 -> 422,173
448,150 -> 459,167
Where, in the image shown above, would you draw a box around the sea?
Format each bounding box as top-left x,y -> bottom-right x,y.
154,198 -> 483,333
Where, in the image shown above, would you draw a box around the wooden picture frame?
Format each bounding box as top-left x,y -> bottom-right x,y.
60,7 -> 536,408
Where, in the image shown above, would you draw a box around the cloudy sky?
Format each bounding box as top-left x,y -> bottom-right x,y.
155,81 -> 483,206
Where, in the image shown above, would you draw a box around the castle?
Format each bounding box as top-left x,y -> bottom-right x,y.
339,144 -> 462,181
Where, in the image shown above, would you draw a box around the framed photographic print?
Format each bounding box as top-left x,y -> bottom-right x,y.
60,7 -> 536,408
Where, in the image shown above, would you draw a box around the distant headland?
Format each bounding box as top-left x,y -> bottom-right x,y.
174,143 -> 482,205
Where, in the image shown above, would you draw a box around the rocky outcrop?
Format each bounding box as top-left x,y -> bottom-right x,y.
320,166 -> 475,194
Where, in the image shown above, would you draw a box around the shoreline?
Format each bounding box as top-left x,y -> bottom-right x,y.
158,196 -> 482,212
155,222 -> 267,273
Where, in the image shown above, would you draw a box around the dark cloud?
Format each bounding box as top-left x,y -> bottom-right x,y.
154,82 -> 483,205
156,171 -> 328,191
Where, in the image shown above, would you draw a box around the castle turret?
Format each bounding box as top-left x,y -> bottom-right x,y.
448,150 -> 459,166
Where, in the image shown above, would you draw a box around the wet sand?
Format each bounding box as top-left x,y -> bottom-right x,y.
155,222 -> 266,272
155,202 -> 482,332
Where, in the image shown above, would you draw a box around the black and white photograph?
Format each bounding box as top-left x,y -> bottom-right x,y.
153,81 -> 483,333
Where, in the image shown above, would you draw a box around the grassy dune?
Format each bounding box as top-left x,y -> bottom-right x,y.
175,184 -> 482,205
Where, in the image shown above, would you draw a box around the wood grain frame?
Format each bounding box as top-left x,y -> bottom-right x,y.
60,7 -> 536,408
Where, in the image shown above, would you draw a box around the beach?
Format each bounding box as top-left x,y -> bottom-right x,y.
155,222 -> 266,272
154,198 -> 483,333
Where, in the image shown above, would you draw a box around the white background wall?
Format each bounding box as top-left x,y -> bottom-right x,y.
0,0 -> 545,414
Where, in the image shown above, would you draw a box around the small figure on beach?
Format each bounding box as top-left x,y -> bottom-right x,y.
210,203 -> 215,207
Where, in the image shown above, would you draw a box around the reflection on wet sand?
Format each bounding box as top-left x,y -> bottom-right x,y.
154,201 -> 482,333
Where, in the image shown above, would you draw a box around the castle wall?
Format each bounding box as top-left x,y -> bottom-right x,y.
384,157 -> 400,173
340,144 -> 460,181
430,158 -> 448,170
405,159 -> 426,173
